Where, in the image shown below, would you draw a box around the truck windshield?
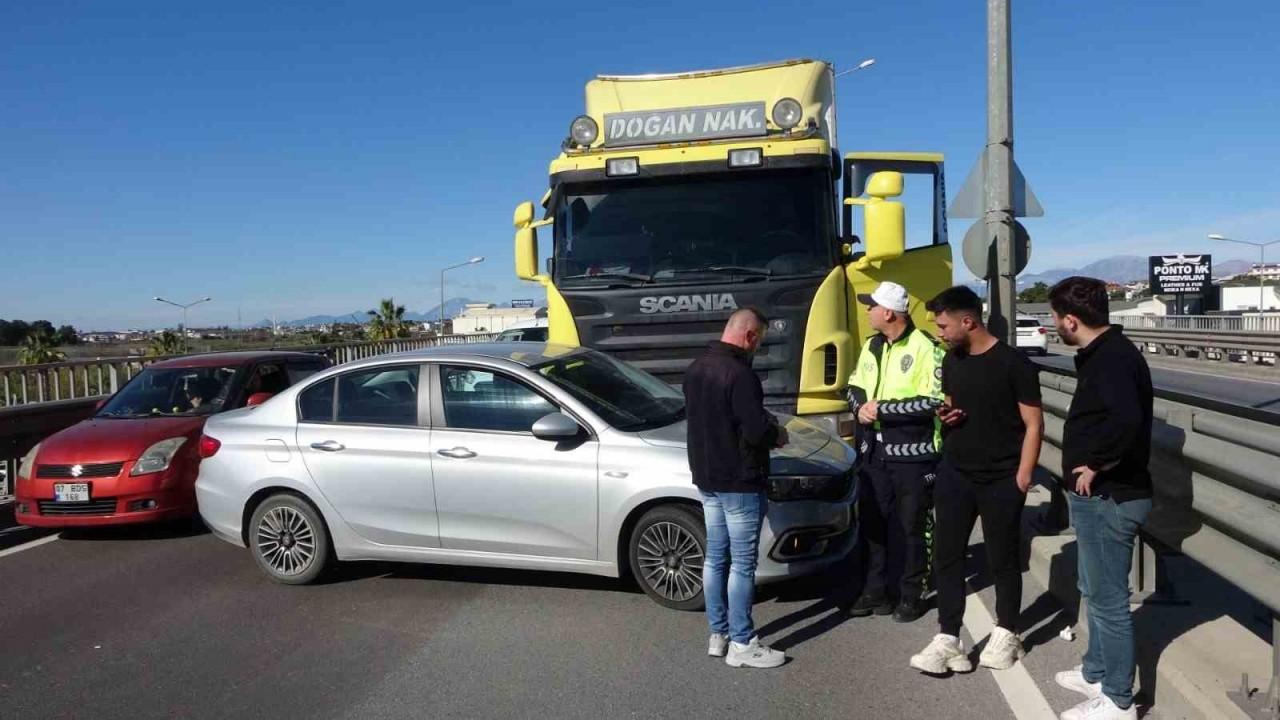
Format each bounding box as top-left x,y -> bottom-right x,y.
554,168 -> 834,288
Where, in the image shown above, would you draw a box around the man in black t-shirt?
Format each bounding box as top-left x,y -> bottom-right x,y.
908,286 -> 1044,677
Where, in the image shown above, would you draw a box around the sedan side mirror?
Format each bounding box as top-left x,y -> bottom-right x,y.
531,412 -> 582,441
246,392 -> 274,407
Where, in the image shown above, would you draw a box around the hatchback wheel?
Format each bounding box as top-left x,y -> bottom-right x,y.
249,494 -> 331,585
629,505 -> 706,611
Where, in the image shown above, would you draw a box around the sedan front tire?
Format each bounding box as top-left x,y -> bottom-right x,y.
249,493 -> 332,585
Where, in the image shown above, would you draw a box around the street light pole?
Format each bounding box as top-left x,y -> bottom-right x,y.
1208,234 -> 1280,312
439,257 -> 484,334
154,296 -> 212,353
834,58 -> 876,79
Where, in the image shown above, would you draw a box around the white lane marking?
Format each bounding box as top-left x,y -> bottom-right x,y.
963,588 -> 1058,720
0,534 -> 59,559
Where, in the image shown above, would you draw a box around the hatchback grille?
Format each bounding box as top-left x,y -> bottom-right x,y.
38,499 -> 119,516
37,462 -> 124,479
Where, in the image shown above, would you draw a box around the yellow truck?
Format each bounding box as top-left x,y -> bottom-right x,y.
513,58 -> 952,438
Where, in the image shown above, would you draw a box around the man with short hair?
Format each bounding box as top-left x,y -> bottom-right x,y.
845,281 -> 944,623
1049,276 -> 1153,720
909,286 -> 1043,675
684,307 -> 789,669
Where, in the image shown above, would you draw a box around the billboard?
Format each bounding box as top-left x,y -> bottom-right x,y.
1149,254 -> 1212,295
510,299 -> 535,309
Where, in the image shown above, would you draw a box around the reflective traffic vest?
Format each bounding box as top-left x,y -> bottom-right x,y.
846,324 -> 945,462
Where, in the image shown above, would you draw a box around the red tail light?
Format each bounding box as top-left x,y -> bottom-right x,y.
1038,327 -> 1047,335
199,434 -> 222,458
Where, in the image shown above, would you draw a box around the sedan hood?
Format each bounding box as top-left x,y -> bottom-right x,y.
636,414 -> 855,475
36,416 -> 206,464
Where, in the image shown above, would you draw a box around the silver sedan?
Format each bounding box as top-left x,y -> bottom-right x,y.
195,344 -> 857,609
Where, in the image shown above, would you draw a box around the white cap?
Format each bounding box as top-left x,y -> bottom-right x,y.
858,281 -> 910,313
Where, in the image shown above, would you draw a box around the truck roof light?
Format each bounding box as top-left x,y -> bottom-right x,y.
570,116 -> 599,146
728,148 -> 763,168
606,157 -> 639,177
772,98 -> 803,129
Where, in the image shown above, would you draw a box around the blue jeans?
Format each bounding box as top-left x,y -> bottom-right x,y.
700,490 -> 767,645
1070,493 -> 1152,710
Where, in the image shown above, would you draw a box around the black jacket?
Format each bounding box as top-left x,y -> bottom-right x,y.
683,341 -> 780,493
1062,326 -> 1154,502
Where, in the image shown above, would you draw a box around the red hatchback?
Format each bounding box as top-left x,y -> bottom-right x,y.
14,351 -> 329,527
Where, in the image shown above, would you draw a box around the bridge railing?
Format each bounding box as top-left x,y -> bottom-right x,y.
0,333 -> 497,495
1035,366 -> 1280,716
1116,313 -> 1280,333
0,333 -> 498,409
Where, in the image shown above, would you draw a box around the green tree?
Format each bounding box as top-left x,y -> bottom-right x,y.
55,325 -> 80,345
1017,282 -> 1051,303
146,330 -> 183,357
18,330 -> 66,365
366,298 -> 409,340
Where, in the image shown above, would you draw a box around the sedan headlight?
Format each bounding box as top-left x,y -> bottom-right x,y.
130,437 -> 188,476
18,443 -> 41,480
806,412 -> 858,439
767,471 -> 853,502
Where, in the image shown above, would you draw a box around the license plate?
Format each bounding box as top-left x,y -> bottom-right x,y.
54,483 -> 90,502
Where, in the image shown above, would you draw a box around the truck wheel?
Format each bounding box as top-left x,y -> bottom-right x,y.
628,505 -> 706,611
248,493 -> 332,585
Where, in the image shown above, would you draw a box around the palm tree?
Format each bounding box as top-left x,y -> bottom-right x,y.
18,330 -> 66,365
146,330 -> 183,358
366,298 -> 409,340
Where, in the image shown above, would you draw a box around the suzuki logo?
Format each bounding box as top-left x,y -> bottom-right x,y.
639,293 -> 738,315
70,464 -> 84,478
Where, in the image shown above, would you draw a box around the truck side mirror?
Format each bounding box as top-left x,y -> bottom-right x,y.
513,201 -> 553,284
845,171 -> 905,264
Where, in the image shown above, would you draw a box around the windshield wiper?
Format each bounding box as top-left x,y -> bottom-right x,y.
670,265 -> 772,277
560,271 -> 652,283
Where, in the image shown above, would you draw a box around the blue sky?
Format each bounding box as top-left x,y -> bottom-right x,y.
3,1 -> 1278,329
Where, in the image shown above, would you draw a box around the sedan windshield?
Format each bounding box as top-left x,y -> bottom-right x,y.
553,168 -> 834,288
532,352 -> 684,431
98,366 -> 238,418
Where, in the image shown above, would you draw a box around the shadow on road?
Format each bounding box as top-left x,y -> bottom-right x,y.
322,558 -> 645,598
58,517 -> 210,542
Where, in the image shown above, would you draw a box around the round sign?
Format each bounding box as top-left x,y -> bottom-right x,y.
962,220 -> 1031,279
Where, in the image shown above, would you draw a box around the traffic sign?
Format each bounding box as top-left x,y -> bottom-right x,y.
962,220 -> 1030,280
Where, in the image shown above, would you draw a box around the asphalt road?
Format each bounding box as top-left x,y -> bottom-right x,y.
1035,353 -> 1280,417
0,520 -> 1097,720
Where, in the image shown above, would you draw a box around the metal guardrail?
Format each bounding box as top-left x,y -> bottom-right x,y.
1049,325 -> 1279,370
1035,367 -> 1280,717
0,333 -> 498,409
1118,314 -> 1280,333
0,333 -> 497,496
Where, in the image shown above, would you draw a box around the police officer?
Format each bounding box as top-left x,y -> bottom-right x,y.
846,281 -> 945,623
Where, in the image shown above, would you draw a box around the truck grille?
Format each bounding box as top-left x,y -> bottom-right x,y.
38,462 -> 124,479
37,499 -> 119,516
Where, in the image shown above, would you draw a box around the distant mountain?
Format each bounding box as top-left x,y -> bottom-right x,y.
1214,259 -> 1254,278
1011,255 -> 1252,289
254,297 -> 480,328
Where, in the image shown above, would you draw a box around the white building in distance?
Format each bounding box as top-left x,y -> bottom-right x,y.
450,304 -> 543,335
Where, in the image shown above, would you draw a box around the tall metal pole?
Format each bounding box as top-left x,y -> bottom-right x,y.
985,0 -> 1017,344
1260,246 -> 1267,312
440,269 -> 446,334
182,307 -> 189,353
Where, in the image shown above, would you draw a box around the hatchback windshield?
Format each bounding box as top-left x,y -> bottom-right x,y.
532,351 -> 684,431
98,366 -> 238,417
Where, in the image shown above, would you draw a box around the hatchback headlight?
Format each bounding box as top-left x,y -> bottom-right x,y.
767,471 -> 853,502
130,437 -> 188,476
18,443 -> 41,480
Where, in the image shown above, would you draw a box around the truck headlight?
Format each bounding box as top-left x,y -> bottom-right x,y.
130,437 -> 188,476
772,98 -> 803,129
570,115 -> 599,146
18,443 -> 40,480
767,471 -> 853,502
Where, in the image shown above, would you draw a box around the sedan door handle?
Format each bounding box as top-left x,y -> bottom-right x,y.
437,447 -> 477,459
310,440 -> 345,452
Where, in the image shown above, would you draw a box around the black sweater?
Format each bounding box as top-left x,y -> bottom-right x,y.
1062,326 -> 1154,502
683,341 -> 780,493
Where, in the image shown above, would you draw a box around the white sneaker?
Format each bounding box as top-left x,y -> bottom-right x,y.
1060,694 -> 1137,720
1055,665 -> 1103,699
725,636 -> 786,668
708,633 -> 729,658
909,633 -> 974,674
979,626 -> 1025,670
